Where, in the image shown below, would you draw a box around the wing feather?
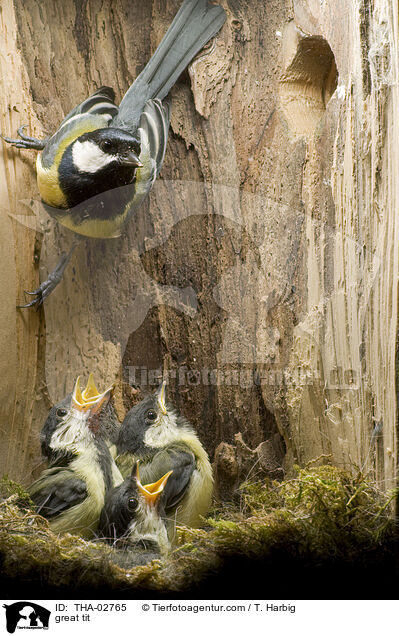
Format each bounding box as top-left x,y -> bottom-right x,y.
29,468 -> 87,518
140,445 -> 195,511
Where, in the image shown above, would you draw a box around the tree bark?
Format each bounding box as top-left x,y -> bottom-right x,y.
0,0 -> 397,495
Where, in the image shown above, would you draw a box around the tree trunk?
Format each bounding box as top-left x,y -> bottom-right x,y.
0,0 -> 397,495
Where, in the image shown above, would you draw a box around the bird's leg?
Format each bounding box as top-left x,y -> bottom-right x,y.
1,125 -> 48,150
18,237 -> 82,310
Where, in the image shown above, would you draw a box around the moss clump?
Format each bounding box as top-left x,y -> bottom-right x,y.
0,476 -> 33,508
0,466 -> 397,597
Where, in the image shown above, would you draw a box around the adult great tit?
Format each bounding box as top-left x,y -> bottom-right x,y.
40,373 -> 120,462
116,382 -> 213,536
98,462 -> 172,565
3,0 -> 226,307
28,376 -> 123,538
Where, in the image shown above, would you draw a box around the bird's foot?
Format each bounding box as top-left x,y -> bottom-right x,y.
1,125 -> 47,150
17,277 -> 60,310
17,242 -> 79,310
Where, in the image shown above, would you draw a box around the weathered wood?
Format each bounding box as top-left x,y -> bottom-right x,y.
0,0 -> 397,496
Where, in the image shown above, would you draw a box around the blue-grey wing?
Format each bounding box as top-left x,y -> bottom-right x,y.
59,86 -> 118,125
141,445 -> 195,511
122,98 -> 170,226
29,469 -> 87,518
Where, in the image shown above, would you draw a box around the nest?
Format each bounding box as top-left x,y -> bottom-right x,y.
0,465 -> 398,599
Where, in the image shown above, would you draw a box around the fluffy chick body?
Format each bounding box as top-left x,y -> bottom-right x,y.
117,386 -> 213,534
29,377 -> 122,538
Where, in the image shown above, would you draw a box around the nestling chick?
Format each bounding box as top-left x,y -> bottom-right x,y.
40,373 -> 120,461
116,382 -> 213,538
98,461 -> 172,566
28,375 -> 123,538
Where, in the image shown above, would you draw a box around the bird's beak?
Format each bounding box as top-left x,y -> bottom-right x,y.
119,150 -> 143,168
72,374 -> 113,413
135,462 -> 173,506
157,381 -> 168,415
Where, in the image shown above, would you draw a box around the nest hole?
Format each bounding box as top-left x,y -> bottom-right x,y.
279,30 -> 338,137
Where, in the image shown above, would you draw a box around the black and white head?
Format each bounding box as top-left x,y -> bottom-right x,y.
59,128 -> 142,207
46,374 -> 114,456
98,461 -> 172,551
41,376 -> 119,461
117,382 -> 190,456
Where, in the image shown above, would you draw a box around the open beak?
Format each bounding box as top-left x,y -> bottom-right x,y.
119,150 -> 143,168
157,380 -> 167,415
72,374 -> 113,414
134,462 -> 173,506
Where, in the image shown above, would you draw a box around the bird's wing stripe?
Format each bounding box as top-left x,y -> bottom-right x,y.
142,111 -> 160,162
79,94 -> 115,108
153,99 -> 170,169
58,87 -> 117,126
138,99 -> 171,176
89,104 -> 119,117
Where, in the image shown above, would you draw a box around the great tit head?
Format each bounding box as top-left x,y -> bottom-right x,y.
71,128 -> 142,174
48,374 -> 114,452
40,375 -> 119,460
58,127 -> 143,208
99,461 -> 172,543
117,382 -> 184,455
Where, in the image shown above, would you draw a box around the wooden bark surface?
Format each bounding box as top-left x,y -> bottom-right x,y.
0,0 -> 397,495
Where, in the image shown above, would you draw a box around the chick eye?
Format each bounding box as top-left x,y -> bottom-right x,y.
56,408 -> 68,418
127,497 -> 138,512
100,139 -> 112,152
146,409 -> 157,422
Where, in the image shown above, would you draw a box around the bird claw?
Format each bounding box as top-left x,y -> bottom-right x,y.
1,124 -> 47,150
16,242 -> 80,310
17,279 -> 56,310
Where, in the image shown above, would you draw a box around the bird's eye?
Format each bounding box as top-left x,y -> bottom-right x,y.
127,497 -> 138,512
100,139 -> 112,152
146,409 -> 157,422
56,408 -> 68,418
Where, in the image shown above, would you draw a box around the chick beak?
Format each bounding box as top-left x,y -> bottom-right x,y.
119,149 -> 143,168
136,468 -> 173,507
157,381 -> 168,415
72,374 -> 113,414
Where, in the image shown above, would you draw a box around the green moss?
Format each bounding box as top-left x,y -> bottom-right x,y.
0,465 -> 397,595
0,476 -> 33,508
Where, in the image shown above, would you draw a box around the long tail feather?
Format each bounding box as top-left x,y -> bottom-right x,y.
114,0 -> 226,130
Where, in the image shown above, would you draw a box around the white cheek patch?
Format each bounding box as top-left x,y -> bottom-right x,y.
50,411 -> 92,450
143,413 -> 179,448
72,140 -> 117,173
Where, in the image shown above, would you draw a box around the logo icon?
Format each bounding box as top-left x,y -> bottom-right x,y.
3,603 -> 50,633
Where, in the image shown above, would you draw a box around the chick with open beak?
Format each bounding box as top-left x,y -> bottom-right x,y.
28,374 -> 123,538
98,461 -> 172,563
40,372 -> 120,462
116,382 -> 213,539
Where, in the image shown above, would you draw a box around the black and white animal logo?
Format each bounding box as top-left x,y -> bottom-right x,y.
3,602 -> 50,633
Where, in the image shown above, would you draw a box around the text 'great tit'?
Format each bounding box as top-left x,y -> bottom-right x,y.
3,0 -> 226,308
98,461 -> 172,566
116,382 -> 213,539
28,375 -> 123,538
